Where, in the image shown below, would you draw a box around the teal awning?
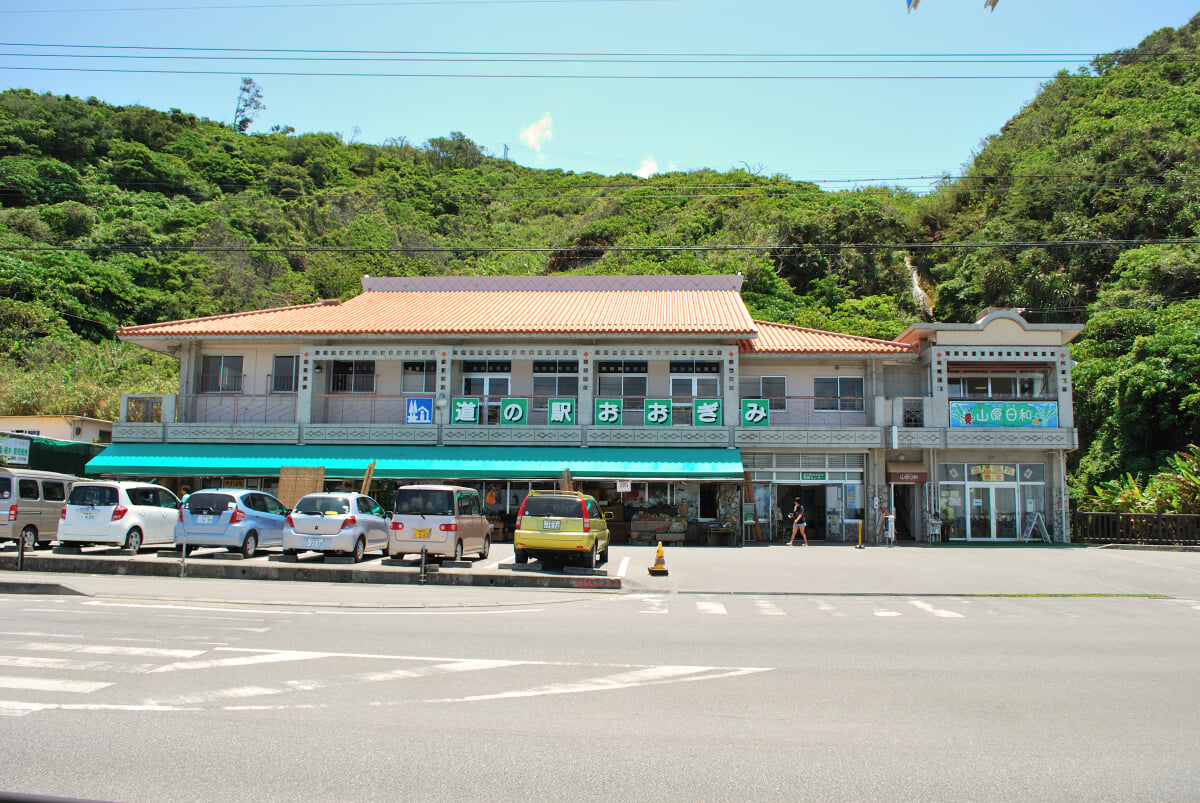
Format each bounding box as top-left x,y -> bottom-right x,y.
86,444 -> 744,481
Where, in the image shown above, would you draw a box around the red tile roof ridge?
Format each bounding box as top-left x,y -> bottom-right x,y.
118,300 -> 339,335
741,319 -> 917,354
361,274 -> 744,292
755,319 -> 915,346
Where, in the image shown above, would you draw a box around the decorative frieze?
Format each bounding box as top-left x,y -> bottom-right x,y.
165,424 -> 300,443
302,426 -> 437,445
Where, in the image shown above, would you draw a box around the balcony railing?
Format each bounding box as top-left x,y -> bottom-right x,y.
176,394 -> 297,424
141,393 -> 872,427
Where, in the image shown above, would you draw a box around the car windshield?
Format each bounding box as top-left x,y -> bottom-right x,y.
522,496 -> 585,518
68,485 -> 118,507
395,489 -> 454,517
186,493 -> 236,514
295,496 -> 351,515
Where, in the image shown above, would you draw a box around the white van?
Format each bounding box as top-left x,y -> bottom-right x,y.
0,467 -> 78,550
387,485 -> 491,561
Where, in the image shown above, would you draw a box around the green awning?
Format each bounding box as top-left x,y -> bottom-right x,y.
86,444 -> 744,481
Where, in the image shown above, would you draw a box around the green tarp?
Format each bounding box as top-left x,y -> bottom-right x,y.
86,443 -> 744,481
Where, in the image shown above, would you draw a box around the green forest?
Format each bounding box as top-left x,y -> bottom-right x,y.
2,13 -> 1199,508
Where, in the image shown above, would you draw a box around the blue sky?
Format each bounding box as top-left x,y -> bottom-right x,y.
1,1 -> 1196,191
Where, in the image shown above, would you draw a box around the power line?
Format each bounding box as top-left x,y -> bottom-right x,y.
0,66 -> 1060,79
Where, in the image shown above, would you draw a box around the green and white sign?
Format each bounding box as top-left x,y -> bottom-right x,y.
450,397 -> 480,425
547,398 -> 576,426
950,401 -> 1058,428
499,398 -> 528,425
692,398 -> 723,426
740,399 -> 770,427
0,437 -> 30,465
594,398 -> 624,426
801,472 -> 827,482
643,398 -> 672,427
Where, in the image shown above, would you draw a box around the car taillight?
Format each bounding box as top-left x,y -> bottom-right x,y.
178,507 -> 184,522
389,520 -> 404,531
111,505 -> 128,521
515,498 -> 528,528
229,509 -> 245,524
285,514 -> 295,527
439,522 -> 457,532
8,504 -> 17,522
340,515 -> 357,530
61,505 -> 67,520
581,500 -> 591,532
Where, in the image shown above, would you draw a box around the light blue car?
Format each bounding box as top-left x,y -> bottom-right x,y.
174,489 -> 288,558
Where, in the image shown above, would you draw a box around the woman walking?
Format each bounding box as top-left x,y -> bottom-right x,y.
787,499 -> 807,546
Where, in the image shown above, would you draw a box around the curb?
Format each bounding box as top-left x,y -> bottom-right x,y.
0,552 -> 621,591
0,579 -> 85,596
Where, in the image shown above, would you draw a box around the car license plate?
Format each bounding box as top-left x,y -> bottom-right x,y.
542,520 -> 561,530
304,538 -> 324,549
197,514 -> 214,524
414,529 -> 430,539
79,511 -> 94,521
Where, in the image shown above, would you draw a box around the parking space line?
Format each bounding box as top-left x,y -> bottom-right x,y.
616,556 -> 630,577
0,676 -> 113,693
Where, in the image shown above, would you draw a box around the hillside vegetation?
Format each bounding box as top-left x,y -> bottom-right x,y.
1,12 -> 1198,505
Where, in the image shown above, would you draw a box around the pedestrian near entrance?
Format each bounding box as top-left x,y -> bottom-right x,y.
787,499 -> 807,546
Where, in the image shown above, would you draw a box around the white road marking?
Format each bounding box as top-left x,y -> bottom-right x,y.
696,600 -> 728,615
0,676 -> 112,693
873,609 -> 903,617
752,598 -> 786,616
84,600 -> 292,617
637,595 -> 668,614
429,665 -> 771,703
150,650 -> 329,673
0,700 -> 198,717
0,632 -> 84,639
816,600 -> 845,617
0,655 -> 158,673
909,599 -> 965,618
10,642 -> 205,658
616,556 -> 631,577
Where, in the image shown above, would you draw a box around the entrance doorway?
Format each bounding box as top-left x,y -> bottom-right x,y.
967,485 -> 1019,540
777,485 -> 829,541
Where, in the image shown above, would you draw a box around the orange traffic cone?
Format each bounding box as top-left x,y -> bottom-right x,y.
648,541 -> 669,576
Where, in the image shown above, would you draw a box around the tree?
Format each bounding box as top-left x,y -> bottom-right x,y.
233,78 -> 265,133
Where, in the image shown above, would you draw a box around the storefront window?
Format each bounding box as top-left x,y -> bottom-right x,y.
939,484 -> 967,539
843,483 -> 864,520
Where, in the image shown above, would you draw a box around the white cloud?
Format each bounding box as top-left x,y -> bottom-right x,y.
520,113 -> 554,154
635,158 -> 658,179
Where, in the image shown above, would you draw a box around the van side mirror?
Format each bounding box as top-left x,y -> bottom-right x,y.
603,511 -> 614,520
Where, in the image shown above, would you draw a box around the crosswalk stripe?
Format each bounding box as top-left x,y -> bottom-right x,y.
0,676 -> 113,693
150,650 -> 328,673
752,598 -> 786,616
908,600 -> 965,618
696,601 -> 728,615
10,642 -> 206,658
0,655 -> 158,673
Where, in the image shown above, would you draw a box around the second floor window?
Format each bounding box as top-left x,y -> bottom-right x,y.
670,361 -> 721,399
403,361 -> 438,393
740,376 -> 787,410
331,360 -> 375,394
948,368 -> 1052,400
814,376 -> 865,412
597,361 -> 647,398
532,360 -> 579,398
199,355 -> 243,394
272,355 -> 299,394
462,361 -> 511,397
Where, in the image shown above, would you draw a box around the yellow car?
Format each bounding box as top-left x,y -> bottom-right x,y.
514,491 -> 612,568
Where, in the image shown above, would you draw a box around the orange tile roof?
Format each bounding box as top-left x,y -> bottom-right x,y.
739,320 -> 915,355
119,281 -> 758,339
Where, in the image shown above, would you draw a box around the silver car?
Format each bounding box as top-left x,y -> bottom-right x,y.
282,492 -> 389,562
175,489 -> 289,558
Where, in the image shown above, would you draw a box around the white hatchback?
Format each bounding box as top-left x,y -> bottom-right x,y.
58,481 -> 180,552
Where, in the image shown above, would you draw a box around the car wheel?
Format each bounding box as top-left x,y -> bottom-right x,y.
351,536 -> 366,563
124,528 -> 143,553
454,540 -> 463,561
19,526 -> 38,551
240,532 -> 258,559
479,535 -> 491,560
584,540 -> 597,569
514,549 -> 528,564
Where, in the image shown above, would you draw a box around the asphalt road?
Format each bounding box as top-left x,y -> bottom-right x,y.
2,585 -> 1200,802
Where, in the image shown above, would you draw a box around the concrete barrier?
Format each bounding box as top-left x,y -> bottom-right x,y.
0,551 -> 621,590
